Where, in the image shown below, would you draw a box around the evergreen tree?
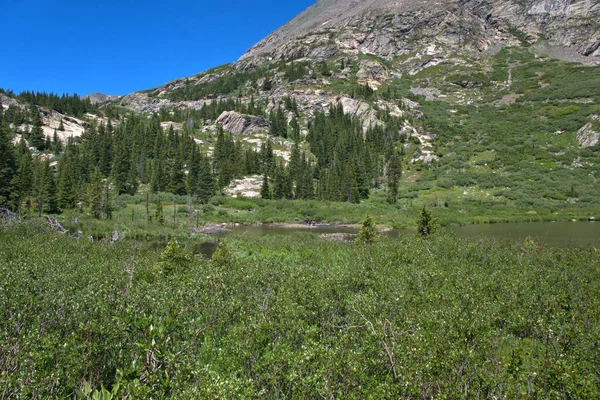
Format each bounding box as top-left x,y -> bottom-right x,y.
260,173 -> 271,199
168,155 -> 187,195
214,127 -> 233,188
197,155 -> 215,204
32,158 -> 46,216
288,142 -> 302,186
103,181 -> 113,220
52,129 -> 63,153
0,115 -> 17,205
186,145 -> 201,196
29,107 -> 45,150
155,197 -> 165,224
57,150 -> 77,209
151,157 -> 166,193
43,161 -> 59,214
10,151 -> 33,210
111,125 -> 135,195
356,215 -> 379,244
33,159 -> 59,215
386,154 -> 402,204
87,168 -> 104,219
417,206 -> 438,237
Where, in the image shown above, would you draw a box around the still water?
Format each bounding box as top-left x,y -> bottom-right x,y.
220,221 -> 600,248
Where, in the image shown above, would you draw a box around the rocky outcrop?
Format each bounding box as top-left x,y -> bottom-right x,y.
0,94 -> 18,108
577,120 -> 600,148
120,92 -> 152,110
223,175 -> 264,198
83,93 -> 120,104
333,96 -> 380,132
216,111 -> 270,135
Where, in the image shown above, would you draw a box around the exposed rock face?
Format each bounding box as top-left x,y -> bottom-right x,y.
240,0 -> 599,61
577,121 -> 600,148
83,93 -> 120,104
0,94 -> 18,108
223,175 -> 264,198
216,111 -> 270,135
332,96 -> 381,132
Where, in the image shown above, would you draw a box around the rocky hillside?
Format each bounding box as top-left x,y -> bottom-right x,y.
83,93 -> 120,105
1,93 -> 110,145
241,0 -> 600,61
112,0 -> 600,205
121,0 -> 599,117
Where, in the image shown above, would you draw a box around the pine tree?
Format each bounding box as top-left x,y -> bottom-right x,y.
10,151 -> 33,210
356,215 -> 379,244
52,129 -> 63,153
260,173 -> 271,199
290,116 -> 300,142
43,161 -> 59,214
168,155 -> 187,195
151,157 -> 166,193
103,181 -> 113,220
32,158 -> 46,216
417,206 -> 438,237
0,115 -> 17,205
58,119 -> 65,131
87,168 -> 104,219
186,145 -> 201,196
155,197 -> 165,224
33,159 -> 59,215
386,154 -> 402,204
29,107 -> 45,151
288,142 -> 302,186
57,151 -> 77,209
197,155 -> 215,204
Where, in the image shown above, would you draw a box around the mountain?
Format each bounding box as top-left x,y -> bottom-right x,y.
83,93 -> 120,104
5,0 -> 598,217
240,0 -> 600,61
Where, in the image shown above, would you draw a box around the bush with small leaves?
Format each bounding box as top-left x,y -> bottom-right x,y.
211,240 -> 233,265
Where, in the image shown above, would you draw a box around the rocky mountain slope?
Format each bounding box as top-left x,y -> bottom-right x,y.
115,0 -> 600,203
83,93 -> 120,104
241,0 -> 600,61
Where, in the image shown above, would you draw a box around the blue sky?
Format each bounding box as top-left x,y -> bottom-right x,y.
0,0 -> 315,96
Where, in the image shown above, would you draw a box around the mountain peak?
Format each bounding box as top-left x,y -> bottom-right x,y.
239,0 -> 600,61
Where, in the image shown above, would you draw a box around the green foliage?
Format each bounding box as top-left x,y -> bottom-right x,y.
356,214 -> 379,243
15,90 -> 98,118
165,67 -> 270,101
416,206 -> 438,237
0,117 -> 17,204
211,240 -> 233,265
155,197 -> 164,224
154,238 -> 192,275
1,225 -> 600,398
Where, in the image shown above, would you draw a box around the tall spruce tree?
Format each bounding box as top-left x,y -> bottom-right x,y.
260,172 -> 271,199
386,154 -> 402,204
29,106 -> 45,150
197,154 -> 215,204
57,149 -> 77,209
87,168 -> 104,219
43,160 -> 59,214
10,151 -> 33,210
0,113 -> 17,205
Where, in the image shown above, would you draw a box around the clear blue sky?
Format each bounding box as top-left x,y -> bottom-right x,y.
0,0 -> 315,96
